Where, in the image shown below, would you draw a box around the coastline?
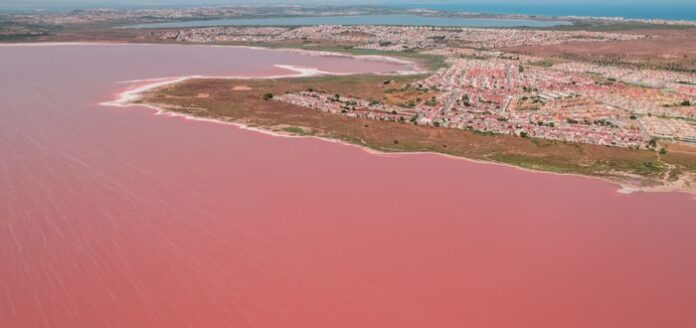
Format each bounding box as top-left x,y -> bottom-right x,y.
101,62 -> 421,108
103,71 -> 696,198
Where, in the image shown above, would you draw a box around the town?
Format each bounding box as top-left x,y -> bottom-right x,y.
146,25 -> 645,50
3,5 -> 695,28
275,54 -> 696,149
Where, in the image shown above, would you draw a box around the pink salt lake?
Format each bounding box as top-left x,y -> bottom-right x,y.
1,44 -> 695,328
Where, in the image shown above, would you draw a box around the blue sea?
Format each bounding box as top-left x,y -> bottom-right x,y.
393,3 -> 696,21
2,2 -> 694,22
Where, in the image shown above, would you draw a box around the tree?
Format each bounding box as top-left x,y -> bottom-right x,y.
262,93 -> 273,101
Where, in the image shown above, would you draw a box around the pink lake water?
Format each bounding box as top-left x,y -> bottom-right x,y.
1,43 -> 695,328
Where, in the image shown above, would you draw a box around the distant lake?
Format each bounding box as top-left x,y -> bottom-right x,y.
127,14 -> 572,29
394,3 -> 696,21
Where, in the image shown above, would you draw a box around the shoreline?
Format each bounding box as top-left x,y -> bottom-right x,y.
102,73 -> 696,198
118,95 -> 696,198
101,63 -> 419,108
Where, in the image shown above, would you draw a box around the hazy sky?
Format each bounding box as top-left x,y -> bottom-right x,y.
1,0 -> 694,10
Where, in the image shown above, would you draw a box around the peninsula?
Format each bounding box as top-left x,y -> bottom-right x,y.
3,5 -> 695,192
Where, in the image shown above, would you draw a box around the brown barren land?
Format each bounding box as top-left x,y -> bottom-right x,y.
506,29 -> 696,71
141,75 -> 696,193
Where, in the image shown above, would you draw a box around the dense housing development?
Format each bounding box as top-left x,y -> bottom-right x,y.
276,54 -> 695,149
147,25 -> 645,50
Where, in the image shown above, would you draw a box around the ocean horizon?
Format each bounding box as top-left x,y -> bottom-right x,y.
1,3 -> 695,22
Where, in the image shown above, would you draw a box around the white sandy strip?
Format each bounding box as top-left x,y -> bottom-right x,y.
280,49 -> 428,74
101,64 -> 378,145
101,64 -> 352,108
208,45 -> 427,74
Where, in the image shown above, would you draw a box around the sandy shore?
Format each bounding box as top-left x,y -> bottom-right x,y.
101,61 -> 412,108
